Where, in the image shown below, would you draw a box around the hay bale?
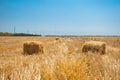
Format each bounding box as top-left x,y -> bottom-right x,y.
23,41 -> 44,55
82,41 -> 106,54
55,37 -> 60,40
55,37 -> 63,43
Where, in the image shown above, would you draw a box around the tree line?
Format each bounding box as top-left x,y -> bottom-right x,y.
0,32 -> 41,36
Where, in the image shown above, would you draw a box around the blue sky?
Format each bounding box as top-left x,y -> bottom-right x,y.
0,0 -> 120,35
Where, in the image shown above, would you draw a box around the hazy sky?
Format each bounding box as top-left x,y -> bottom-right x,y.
0,0 -> 120,35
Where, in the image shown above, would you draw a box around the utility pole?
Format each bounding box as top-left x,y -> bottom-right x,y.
14,26 -> 16,34
27,30 -> 29,34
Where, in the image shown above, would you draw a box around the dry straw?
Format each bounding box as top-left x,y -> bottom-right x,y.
82,41 -> 106,54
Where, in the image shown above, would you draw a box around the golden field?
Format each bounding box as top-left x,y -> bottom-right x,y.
0,36 -> 120,80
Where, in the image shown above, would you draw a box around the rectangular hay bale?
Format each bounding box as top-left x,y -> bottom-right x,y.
82,41 -> 106,55
23,41 -> 44,55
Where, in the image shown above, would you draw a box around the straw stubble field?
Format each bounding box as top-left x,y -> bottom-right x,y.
0,36 -> 120,80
